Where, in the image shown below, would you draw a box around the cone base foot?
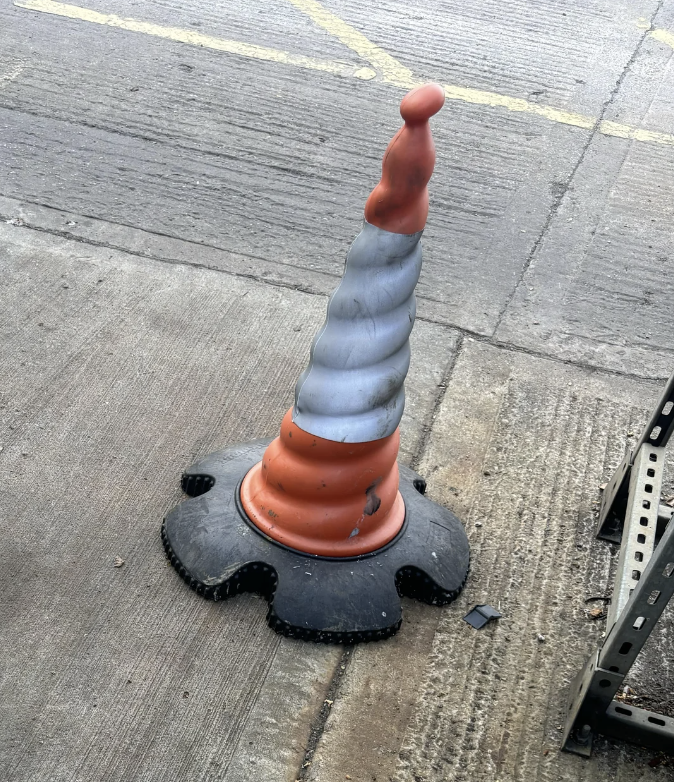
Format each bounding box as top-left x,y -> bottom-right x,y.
162,439 -> 470,643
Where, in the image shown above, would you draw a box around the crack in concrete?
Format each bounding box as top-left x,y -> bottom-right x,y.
0,206 -> 339,290
410,333 -> 465,473
3,212 -> 672,386
491,0 -> 667,336
294,647 -> 352,782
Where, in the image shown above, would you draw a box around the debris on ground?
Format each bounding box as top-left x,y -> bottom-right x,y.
584,595 -> 611,621
649,755 -> 673,768
463,604 -> 502,629
113,556 -> 125,568
615,685 -> 638,703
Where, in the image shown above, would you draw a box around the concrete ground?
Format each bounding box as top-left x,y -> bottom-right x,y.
1,0 -> 674,780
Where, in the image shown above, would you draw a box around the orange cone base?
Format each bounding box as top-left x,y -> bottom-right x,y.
240,409 -> 405,557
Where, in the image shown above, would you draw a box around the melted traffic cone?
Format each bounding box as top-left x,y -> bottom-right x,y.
364,82 -> 445,234
162,84 -> 470,642
240,83 -> 444,557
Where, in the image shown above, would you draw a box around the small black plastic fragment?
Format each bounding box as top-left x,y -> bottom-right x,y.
412,478 -> 427,496
463,604 -> 502,629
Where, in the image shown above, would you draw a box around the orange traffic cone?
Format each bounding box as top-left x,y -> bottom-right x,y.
163,84 -> 470,642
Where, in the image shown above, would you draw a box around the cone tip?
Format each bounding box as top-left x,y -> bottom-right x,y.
400,83 -> 445,124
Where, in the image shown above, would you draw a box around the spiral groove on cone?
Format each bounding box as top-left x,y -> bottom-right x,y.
292,222 -> 421,444
291,83 -> 445,444
240,410 -> 405,557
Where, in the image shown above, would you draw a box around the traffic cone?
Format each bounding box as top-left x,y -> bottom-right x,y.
162,83 -> 470,642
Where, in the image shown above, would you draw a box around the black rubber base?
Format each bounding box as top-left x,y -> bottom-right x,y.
162,439 -> 470,643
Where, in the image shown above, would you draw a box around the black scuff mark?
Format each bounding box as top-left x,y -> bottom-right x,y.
364,478 -> 382,516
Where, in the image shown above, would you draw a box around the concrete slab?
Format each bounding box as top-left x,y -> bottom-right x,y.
497,30 -> 674,378
0,85 -> 583,335
0,223 -> 459,781
3,0 -> 674,777
307,339 -> 674,781
318,0 -> 650,115
0,0 -> 653,334
306,599 -> 442,782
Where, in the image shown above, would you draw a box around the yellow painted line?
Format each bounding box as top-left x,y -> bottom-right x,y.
15,0 -> 674,147
13,0 -> 377,81
441,86 -> 674,144
289,0 -> 674,145
285,0 -> 416,88
650,27 -> 674,49
599,120 -> 674,146
285,0 -> 597,133
286,0 -> 592,129
442,84 -> 595,130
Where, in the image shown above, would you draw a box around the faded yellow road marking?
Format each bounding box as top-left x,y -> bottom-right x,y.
650,27 -> 674,50
14,0 -> 377,81
285,0 -> 416,88
442,86 -> 674,143
599,119 -> 674,146
15,0 -> 674,147
441,84 -> 594,130
289,0 -> 674,145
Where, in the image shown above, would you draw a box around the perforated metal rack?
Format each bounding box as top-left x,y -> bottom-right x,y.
562,373 -> 674,756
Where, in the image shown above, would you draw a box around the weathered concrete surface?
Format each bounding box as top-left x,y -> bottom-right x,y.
3,0 -> 674,778
0,85 -> 583,334
406,344 -> 674,779
399,341 -> 674,780
0,0 -> 658,334
0,223 -> 458,781
310,340 -> 674,782
306,599 -> 442,782
497,25 -> 674,378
